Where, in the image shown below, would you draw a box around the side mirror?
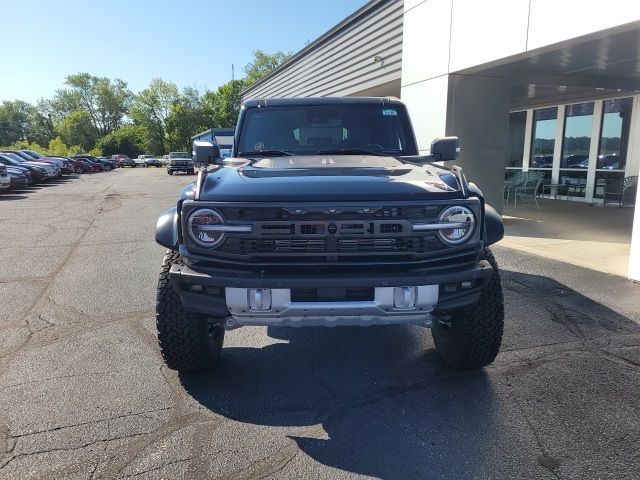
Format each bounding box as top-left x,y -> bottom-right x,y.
430,136 -> 460,161
192,140 -> 220,165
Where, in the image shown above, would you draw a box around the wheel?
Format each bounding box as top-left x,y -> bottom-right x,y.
168,170 -> 173,175
74,166 -> 83,174
431,248 -> 504,370
156,250 -> 225,372
104,165 -> 112,171
132,164 -> 136,168
144,164 -> 147,168
189,169 -> 195,175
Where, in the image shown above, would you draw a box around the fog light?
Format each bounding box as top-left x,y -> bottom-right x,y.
248,288 -> 272,311
190,284 -> 203,293
393,286 -> 416,310
461,281 -> 473,289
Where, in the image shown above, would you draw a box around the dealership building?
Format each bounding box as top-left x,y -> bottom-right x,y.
241,0 -> 640,280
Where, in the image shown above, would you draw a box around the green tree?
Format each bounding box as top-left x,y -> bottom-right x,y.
0,100 -> 34,145
96,124 -> 149,158
130,78 -> 179,154
243,50 -> 292,86
47,137 -> 71,156
166,87 -> 210,151
203,79 -> 246,128
52,73 -> 131,137
29,101 -> 56,147
56,109 -> 97,150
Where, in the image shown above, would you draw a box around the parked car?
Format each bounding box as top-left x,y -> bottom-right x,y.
18,150 -> 68,174
58,157 -> 90,174
6,166 -> 32,186
112,154 -> 136,167
7,169 -> 29,189
167,151 -> 194,175
3,150 -> 62,176
73,155 -> 116,171
154,96 -> 505,374
0,152 -> 55,180
139,155 -> 161,167
161,155 -> 170,165
134,155 -> 150,167
0,154 -> 48,183
0,164 -> 10,192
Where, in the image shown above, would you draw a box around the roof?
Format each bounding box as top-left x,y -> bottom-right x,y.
191,127 -> 235,141
240,0 -> 389,96
241,96 -> 404,108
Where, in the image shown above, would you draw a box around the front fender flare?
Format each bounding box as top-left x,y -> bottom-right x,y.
484,204 -> 504,246
156,206 -> 179,250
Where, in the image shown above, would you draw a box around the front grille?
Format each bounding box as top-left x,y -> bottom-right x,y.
218,235 -> 444,257
171,160 -> 192,166
185,202 -> 478,265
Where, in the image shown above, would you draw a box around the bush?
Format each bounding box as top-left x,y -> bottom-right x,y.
96,124 -> 149,158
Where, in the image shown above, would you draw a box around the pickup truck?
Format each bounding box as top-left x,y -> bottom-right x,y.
167,152 -> 195,175
155,97 -> 504,373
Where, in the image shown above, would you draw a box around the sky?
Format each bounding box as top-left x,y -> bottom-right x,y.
0,0 -> 368,104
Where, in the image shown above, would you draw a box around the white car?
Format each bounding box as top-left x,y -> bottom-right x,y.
0,164 -> 10,191
136,155 -> 155,167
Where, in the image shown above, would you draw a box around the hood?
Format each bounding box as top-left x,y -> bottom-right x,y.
198,155 -> 463,202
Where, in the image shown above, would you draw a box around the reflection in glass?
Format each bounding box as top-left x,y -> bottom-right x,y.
507,111 -> 526,168
593,171 -> 625,199
561,103 -> 593,168
530,107 -> 557,168
598,98 -> 632,170
558,171 -> 588,197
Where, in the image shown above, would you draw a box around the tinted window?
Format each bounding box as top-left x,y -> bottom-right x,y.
238,105 -> 416,156
530,107 -> 557,168
561,102 -> 593,168
506,111 -> 526,168
598,97 -> 632,170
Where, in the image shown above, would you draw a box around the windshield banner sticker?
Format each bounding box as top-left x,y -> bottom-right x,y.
382,108 -> 398,116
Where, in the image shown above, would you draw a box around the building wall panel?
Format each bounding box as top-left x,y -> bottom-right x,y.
242,0 -> 404,100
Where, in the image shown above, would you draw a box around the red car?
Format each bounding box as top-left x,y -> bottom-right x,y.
65,157 -> 99,173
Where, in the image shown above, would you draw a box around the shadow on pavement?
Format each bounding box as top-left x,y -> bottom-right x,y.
179,270 -> 640,478
0,193 -> 28,200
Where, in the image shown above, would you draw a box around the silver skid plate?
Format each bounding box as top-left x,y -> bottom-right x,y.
225,286 -> 438,327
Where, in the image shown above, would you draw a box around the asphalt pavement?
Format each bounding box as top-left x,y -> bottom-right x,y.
1,168 -> 639,479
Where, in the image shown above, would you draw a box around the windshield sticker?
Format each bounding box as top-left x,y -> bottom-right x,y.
382,108 -> 397,116
254,141 -> 265,150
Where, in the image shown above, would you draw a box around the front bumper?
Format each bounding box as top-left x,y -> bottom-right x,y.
168,165 -> 193,172
168,259 -> 493,327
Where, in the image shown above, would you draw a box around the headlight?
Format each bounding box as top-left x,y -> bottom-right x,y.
437,206 -> 475,245
188,208 -> 226,247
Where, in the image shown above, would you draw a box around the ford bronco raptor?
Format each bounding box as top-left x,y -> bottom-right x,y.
155,97 -> 504,373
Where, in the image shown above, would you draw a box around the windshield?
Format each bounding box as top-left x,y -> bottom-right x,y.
169,152 -> 191,159
237,104 -> 417,157
3,152 -> 27,163
23,150 -> 44,159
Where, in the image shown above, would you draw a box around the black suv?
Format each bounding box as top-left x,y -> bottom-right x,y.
155,97 -> 504,373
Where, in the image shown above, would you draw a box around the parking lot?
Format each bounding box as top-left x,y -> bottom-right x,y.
1,167 -> 639,479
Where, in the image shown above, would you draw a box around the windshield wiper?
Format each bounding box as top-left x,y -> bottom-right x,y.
316,148 -> 389,157
237,150 -> 293,157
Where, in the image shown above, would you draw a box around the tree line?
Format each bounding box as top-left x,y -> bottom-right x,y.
0,50 -> 290,158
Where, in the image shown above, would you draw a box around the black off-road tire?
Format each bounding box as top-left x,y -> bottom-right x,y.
432,248 -> 504,370
167,170 -> 173,175
156,250 -> 225,372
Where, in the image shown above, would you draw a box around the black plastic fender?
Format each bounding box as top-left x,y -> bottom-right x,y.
156,206 -> 179,250
484,204 -> 504,245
